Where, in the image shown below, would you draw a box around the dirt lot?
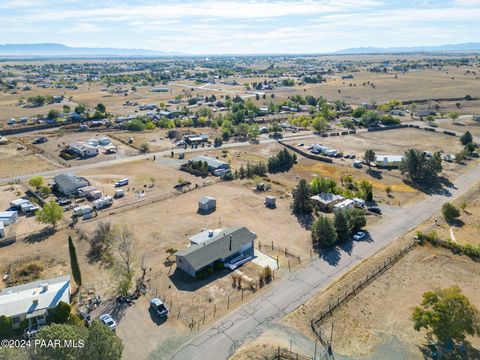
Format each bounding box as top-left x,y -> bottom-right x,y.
16,129 -> 137,166
281,241 -> 480,359
0,141 -> 60,178
434,115 -> 480,138
422,185 -> 480,247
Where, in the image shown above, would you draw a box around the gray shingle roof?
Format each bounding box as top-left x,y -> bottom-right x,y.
176,226 -> 256,272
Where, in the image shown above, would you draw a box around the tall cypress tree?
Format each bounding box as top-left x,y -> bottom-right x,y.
68,236 -> 82,287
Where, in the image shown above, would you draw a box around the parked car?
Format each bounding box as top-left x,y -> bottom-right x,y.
353,160 -> 363,168
150,297 -> 169,318
368,206 -> 382,214
57,198 -> 72,206
353,231 -> 366,241
33,137 -> 48,144
99,314 -> 116,331
297,143 -> 304,147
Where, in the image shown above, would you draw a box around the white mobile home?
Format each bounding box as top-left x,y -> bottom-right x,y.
0,211 -> 18,226
0,275 -> 70,329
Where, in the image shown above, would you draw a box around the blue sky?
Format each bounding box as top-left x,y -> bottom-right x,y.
1,0 -> 479,54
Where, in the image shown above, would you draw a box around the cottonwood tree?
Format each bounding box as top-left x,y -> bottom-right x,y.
400,149 -> 442,184
35,200 -> 63,229
412,286 -> 480,347
363,149 -> 376,169
117,226 -> 135,296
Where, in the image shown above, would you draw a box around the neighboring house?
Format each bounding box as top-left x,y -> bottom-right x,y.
176,226 -> 257,278
310,193 -> 344,212
0,275 -> 70,329
184,134 -> 209,144
68,142 -> 99,158
53,174 -> 89,196
415,109 -> 434,117
198,196 -> 216,212
374,155 -> 404,168
0,211 -> 18,226
188,156 -> 230,173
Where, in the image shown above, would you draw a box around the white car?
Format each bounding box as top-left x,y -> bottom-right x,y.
353,231 -> 366,241
99,313 -> 117,331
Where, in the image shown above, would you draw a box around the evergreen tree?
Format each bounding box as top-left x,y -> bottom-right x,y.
334,210 -> 350,243
460,131 -> 473,145
68,236 -> 82,287
292,179 -> 312,215
312,216 -> 337,248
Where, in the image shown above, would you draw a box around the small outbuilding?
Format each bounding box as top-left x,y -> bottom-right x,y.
0,211 -> 18,226
198,196 -> 216,212
265,196 -> 276,208
0,221 -> 4,238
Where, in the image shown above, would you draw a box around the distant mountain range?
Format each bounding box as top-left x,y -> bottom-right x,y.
0,43 -> 175,57
333,42 -> 480,54
1,42 -> 480,57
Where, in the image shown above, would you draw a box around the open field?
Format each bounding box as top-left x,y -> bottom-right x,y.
0,141 -> 60,178
421,185 -> 480,247
282,241 -> 480,359
434,115 -> 480,138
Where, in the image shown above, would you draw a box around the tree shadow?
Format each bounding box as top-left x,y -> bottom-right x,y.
294,213 -> 313,230
418,341 -> 480,360
314,245 -> 341,266
168,268 -> 231,292
403,176 -> 455,196
367,168 -> 383,179
23,227 -> 55,243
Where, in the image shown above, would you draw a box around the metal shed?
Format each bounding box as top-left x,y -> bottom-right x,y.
198,196 -> 216,212
265,196 -> 276,208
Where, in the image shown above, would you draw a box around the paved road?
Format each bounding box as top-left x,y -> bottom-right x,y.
0,133 -> 317,184
171,161 -> 480,360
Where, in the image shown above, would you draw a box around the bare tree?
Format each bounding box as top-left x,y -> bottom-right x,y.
116,226 -> 135,296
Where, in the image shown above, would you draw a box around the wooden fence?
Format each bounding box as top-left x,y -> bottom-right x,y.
311,242 -> 415,342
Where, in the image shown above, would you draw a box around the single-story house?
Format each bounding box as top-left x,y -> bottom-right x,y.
188,228 -> 223,245
176,226 -> 257,278
374,155 -> 404,168
53,174 -> 89,196
198,196 -> 216,212
310,193 -> 345,212
188,155 -> 230,173
0,211 -> 18,226
184,134 -> 209,144
0,275 -> 70,329
68,142 -> 98,158
334,199 -> 355,212
0,221 -> 4,238
415,109 -> 434,118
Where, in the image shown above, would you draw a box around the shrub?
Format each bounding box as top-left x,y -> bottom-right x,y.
0,315 -> 13,338
126,119 -> 145,132
264,266 -> 272,283
139,142 -> 150,153
49,301 -> 71,324
442,203 -> 460,223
